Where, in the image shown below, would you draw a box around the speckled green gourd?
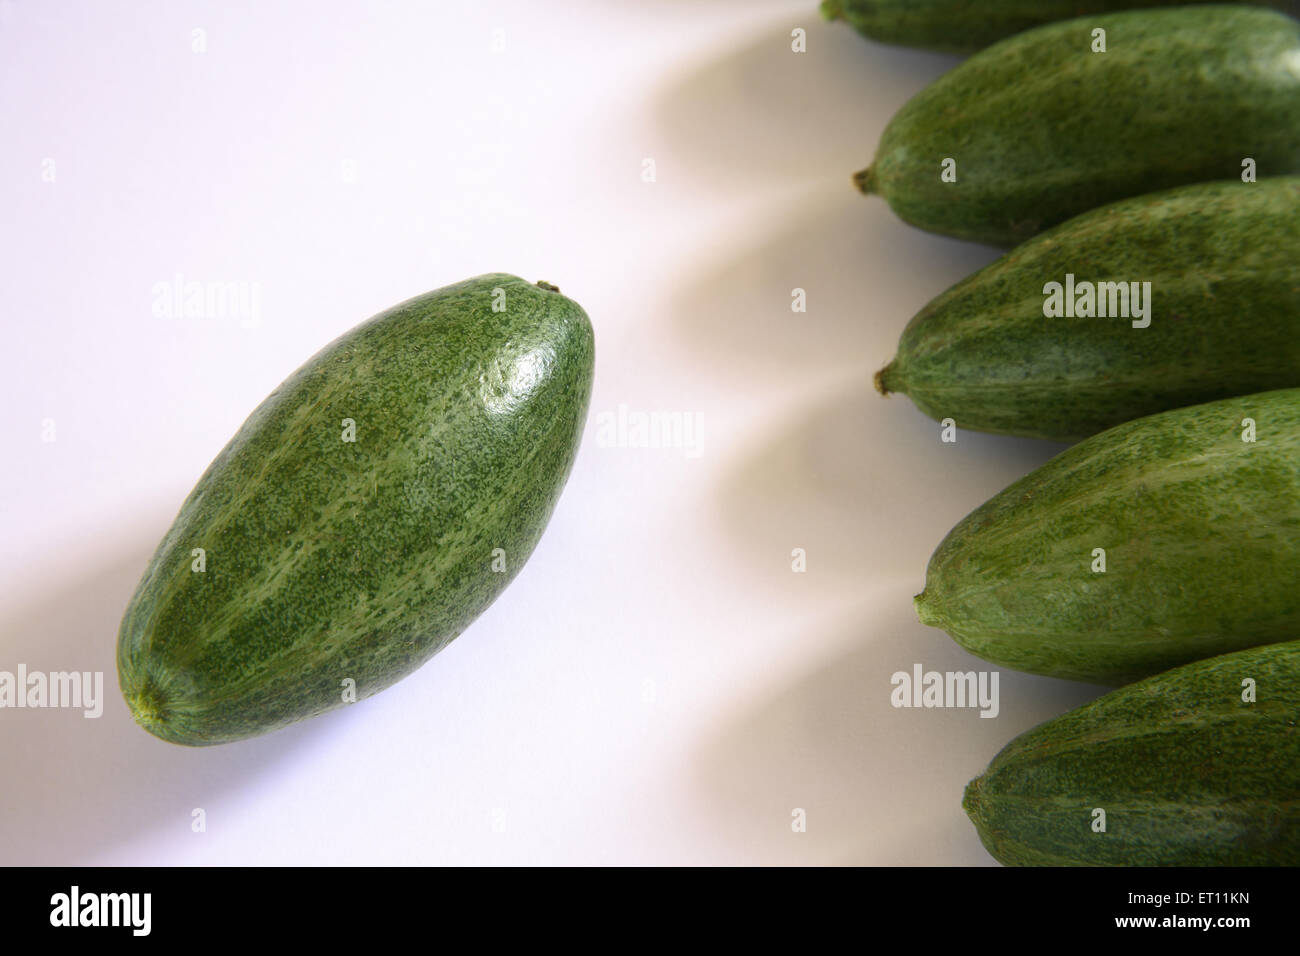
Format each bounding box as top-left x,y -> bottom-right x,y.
877,178 -> 1300,441
821,0 -> 1300,55
856,7 -> 1300,245
117,274 -> 595,746
965,640 -> 1300,866
918,388 -> 1300,685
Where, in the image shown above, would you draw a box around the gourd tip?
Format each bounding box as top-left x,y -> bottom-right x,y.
914,589 -> 941,627
126,688 -> 168,731
874,362 -> 896,396
853,165 -> 877,196
962,776 -> 983,817
122,669 -> 177,737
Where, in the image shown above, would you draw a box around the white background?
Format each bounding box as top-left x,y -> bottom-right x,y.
2,0 -> 1103,865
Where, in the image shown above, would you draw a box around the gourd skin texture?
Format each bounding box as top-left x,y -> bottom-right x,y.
856,7 -> 1300,246
917,389 -> 1300,686
877,178 -> 1300,441
822,0 -> 1300,55
965,641 -> 1300,866
117,274 -> 594,746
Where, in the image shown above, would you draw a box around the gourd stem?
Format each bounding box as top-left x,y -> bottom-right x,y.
874,361 -> 898,396
854,165 -> 877,195
914,590 -> 941,627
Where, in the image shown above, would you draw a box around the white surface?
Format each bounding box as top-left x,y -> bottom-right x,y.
1,0 -> 1104,865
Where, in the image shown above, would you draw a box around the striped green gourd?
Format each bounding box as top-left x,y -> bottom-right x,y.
821,0 -> 1300,55
965,640 -> 1300,866
117,274 -> 594,746
855,7 -> 1300,245
876,178 -> 1300,441
917,388 -> 1300,685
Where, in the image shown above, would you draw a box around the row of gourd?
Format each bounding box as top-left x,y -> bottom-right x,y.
825,3 -> 1300,865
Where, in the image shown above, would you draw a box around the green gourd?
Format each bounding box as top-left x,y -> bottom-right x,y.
918,388 -> 1300,685
855,7 -> 1300,245
965,640 -> 1300,866
117,274 -> 594,745
822,0 -> 1300,55
877,178 -> 1300,441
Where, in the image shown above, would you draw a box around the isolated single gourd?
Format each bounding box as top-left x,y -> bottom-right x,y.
965,640 -> 1300,866
918,388 -> 1300,685
856,7 -> 1300,245
822,0 -> 1300,55
117,274 -> 595,745
877,178 -> 1300,441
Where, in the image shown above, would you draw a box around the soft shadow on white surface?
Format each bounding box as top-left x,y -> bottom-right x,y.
0,507 -> 333,865
691,590 -> 1103,866
654,17 -> 998,379
669,186 -> 1001,378
654,17 -> 961,187
652,12 -> 1087,867
714,377 -> 1071,593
